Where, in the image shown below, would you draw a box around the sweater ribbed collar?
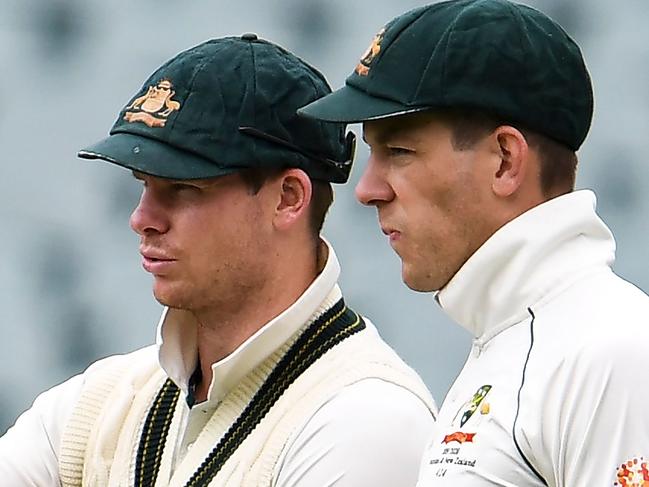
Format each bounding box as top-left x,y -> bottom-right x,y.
436,190 -> 616,342
155,238 -> 342,406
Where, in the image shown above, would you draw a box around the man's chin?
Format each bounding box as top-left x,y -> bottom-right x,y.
404,281 -> 437,293
152,286 -> 187,309
402,268 -> 441,293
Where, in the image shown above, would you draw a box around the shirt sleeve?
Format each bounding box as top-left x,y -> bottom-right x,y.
273,378 -> 436,487
0,374 -> 83,487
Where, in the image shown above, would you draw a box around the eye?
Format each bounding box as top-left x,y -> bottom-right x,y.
170,182 -> 202,193
387,146 -> 414,156
167,181 -> 201,195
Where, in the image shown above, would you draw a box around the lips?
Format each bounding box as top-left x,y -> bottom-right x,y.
380,224 -> 401,243
140,247 -> 174,260
140,247 -> 177,274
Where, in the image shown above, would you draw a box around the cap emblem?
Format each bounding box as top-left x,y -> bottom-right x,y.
124,79 -> 181,128
355,28 -> 385,76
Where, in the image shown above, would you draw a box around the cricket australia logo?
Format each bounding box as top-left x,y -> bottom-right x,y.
452,385 -> 492,428
124,79 -> 181,128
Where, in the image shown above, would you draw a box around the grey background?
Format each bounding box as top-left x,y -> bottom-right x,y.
1,0 -> 648,433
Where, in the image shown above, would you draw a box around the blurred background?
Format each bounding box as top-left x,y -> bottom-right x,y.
1,0 -> 649,433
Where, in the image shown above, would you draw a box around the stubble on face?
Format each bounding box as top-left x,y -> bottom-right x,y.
382,118 -> 493,293
149,178 -> 274,316
153,239 -> 270,313
400,169 -> 488,293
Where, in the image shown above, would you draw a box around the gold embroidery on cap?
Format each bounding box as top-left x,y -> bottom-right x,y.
124,79 -> 181,128
355,28 -> 385,76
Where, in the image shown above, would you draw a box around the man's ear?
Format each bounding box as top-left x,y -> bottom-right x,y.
491,126 -> 529,198
274,168 -> 312,231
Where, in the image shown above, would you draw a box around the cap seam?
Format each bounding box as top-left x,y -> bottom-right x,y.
302,68 -> 336,163
248,41 -> 258,129
244,39 -> 263,169
166,47 -> 214,135
437,0 -> 486,107
377,7 -> 429,106
504,1 -> 567,145
505,1 -> 531,110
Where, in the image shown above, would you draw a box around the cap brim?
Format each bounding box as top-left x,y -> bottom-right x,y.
78,132 -> 237,180
298,84 -> 429,123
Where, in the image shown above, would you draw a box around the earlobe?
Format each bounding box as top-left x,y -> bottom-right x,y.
492,127 -> 528,198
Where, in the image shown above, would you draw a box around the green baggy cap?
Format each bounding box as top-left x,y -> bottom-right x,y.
80,34 -> 355,183
299,0 -> 593,151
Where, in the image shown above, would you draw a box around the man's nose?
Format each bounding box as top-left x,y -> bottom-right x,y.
129,189 -> 170,236
355,157 -> 395,206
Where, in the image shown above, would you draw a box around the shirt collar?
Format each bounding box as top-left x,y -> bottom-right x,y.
436,190 -> 616,340
156,238 -> 342,405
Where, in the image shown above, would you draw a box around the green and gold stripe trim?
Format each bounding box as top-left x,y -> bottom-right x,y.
134,298 -> 364,487
135,377 -> 181,487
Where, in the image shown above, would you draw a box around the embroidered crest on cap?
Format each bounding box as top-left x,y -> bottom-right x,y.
614,457 -> 648,486
124,79 -> 181,128
355,28 -> 385,76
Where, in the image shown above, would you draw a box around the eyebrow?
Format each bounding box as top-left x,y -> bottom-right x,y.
363,123 -> 418,146
131,170 -> 224,187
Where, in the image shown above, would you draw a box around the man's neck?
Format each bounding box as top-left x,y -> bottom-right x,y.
191,256 -> 318,404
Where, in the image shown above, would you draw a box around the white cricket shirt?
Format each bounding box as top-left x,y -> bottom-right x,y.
417,190 -> 649,486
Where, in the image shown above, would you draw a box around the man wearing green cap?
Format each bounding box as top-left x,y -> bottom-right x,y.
0,35 -> 436,486
300,0 -> 649,485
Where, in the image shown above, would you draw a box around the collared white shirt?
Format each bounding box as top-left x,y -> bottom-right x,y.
416,191 -> 649,486
0,240 -> 435,486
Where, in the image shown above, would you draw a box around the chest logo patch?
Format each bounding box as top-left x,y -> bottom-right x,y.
124,79 -> 181,128
459,385 -> 492,427
615,456 -> 649,486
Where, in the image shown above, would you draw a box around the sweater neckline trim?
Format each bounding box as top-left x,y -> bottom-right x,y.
136,299 -> 364,487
